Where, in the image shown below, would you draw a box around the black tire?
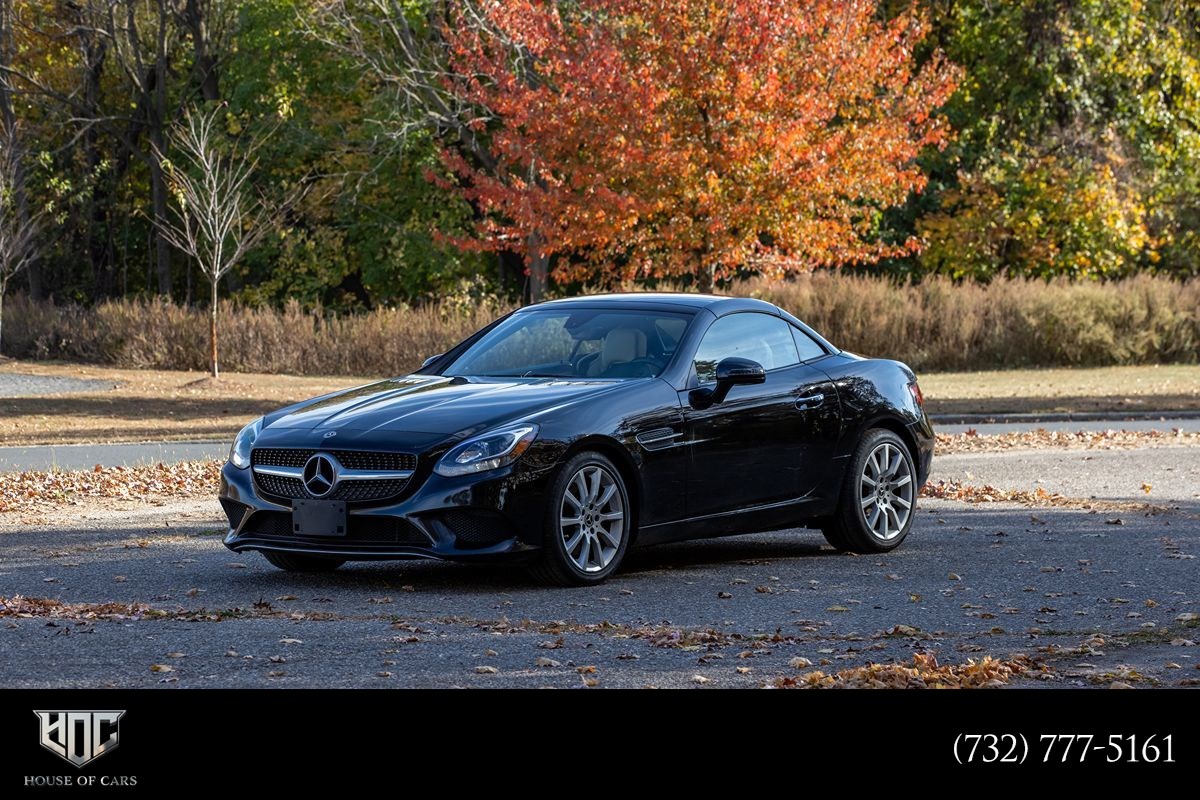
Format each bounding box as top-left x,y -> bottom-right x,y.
821,428 -> 916,553
261,550 -> 346,572
529,451 -> 633,586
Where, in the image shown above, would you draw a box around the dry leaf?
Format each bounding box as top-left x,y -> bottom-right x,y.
149,664 -> 173,673
691,674 -> 710,684
536,657 -> 561,668
789,657 -> 813,669
474,665 -> 498,674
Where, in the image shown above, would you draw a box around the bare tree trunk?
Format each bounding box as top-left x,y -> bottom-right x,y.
526,230 -> 548,303
0,0 -> 33,299
181,0 -> 220,101
0,283 -> 6,357
149,0 -> 172,296
696,263 -> 716,293
149,127 -> 173,295
209,278 -> 219,378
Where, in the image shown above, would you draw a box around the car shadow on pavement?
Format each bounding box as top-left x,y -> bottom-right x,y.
224,529 -> 839,592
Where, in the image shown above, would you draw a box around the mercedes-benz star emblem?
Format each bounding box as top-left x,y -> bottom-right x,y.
302,453 -> 339,497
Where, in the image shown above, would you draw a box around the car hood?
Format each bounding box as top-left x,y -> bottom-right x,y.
263,375 -> 633,440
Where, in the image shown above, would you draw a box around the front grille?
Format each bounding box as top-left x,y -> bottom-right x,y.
252,448 -> 315,468
331,451 -> 417,471
255,472 -> 307,499
334,479 -> 409,502
240,511 -> 428,545
241,510 -> 294,537
250,448 -> 417,504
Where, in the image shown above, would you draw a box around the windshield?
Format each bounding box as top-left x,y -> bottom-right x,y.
443,309 -> 693,379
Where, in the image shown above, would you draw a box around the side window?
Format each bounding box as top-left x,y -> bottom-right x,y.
791,326 -> 826,362
693,313 -> 800,383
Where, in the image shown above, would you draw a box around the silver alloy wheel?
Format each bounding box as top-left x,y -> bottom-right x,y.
859,441 -> 914,541
559,464 -> 626,573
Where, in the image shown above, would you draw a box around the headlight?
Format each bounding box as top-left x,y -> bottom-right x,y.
228,417 -> 263,469
434,424 -> 538,477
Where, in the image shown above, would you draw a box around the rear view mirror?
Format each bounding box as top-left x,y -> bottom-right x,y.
690,357 -> 765,408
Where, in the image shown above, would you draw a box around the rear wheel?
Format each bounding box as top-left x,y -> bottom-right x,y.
529,451 -> 632,586
261,551 -> 346,572
822,429 -> 916,553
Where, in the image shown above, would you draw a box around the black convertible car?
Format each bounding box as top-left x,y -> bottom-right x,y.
220,293 -> 933,584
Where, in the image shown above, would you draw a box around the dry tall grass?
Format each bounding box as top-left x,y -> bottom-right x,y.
4,274 -> 1197,374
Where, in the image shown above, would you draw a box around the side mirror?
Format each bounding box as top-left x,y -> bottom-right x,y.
421,353 -> 444,369
690,357 -> 765,408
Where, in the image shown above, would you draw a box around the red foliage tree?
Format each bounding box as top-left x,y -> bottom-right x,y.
439,0 -> 959,294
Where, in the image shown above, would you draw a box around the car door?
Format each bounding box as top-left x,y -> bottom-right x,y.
680,311 -> 840,518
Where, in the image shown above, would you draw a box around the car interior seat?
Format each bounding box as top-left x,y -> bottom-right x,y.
586,328 -> 647,377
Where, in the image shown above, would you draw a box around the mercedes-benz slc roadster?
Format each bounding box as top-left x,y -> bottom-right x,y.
220,293 -> 934,585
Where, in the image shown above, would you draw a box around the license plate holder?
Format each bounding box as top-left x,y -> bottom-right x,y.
291,500 -> 348,537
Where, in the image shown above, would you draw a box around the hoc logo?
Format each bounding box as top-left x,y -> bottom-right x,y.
34,711 -> 125,768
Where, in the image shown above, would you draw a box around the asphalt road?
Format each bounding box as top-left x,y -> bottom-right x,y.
2,418 -> 1199,472
1,446 -> 1197,688
0,441 -> 230,472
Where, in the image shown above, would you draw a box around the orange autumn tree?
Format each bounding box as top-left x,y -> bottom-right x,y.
438,0 -> 959,293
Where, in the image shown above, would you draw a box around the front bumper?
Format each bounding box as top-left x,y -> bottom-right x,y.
219,460 -> 552,562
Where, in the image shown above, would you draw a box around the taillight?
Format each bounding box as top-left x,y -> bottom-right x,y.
908,381 -> 924,408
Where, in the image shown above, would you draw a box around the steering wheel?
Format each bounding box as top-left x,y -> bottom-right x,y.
574,351 -> 601,377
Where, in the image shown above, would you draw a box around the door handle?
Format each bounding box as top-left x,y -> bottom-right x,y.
794,392 -> 825,411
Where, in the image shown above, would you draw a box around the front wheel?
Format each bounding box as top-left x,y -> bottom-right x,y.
529,452 -> 633,586
822,429 -> 916,553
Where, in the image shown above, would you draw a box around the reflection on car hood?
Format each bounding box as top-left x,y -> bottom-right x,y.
264,375 -> 633,438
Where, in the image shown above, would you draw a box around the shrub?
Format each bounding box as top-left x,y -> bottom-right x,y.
4,274 -> 1197,374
